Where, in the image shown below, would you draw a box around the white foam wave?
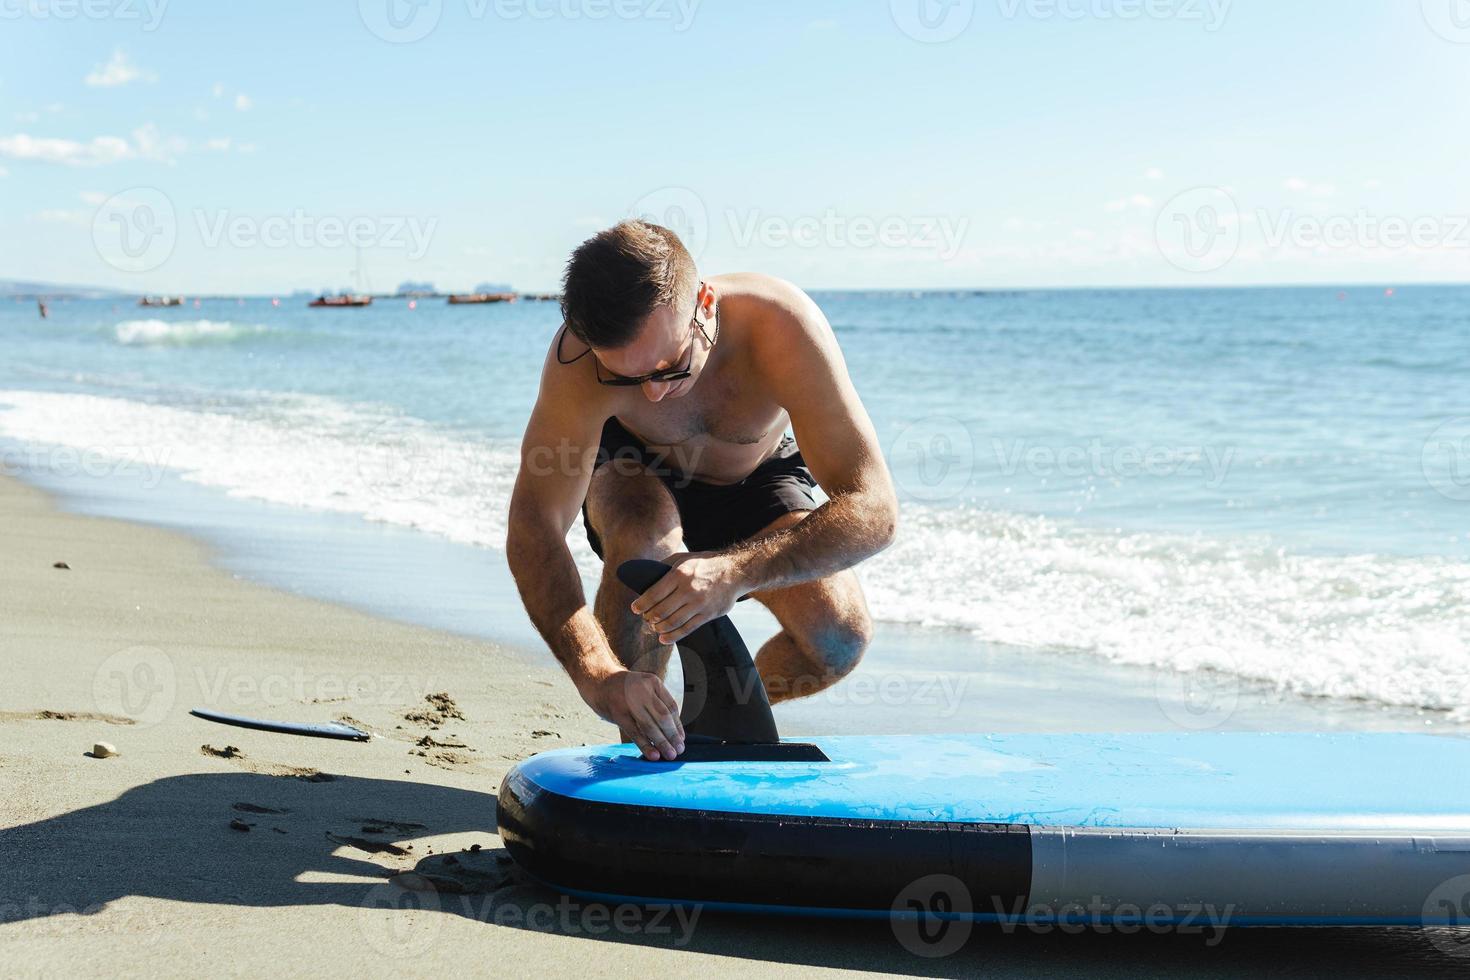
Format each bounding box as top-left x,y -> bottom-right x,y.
113,319 -> 266,346
1,388 -> 1466,716
0,388 -> 542,559
864,506 -> 1470,715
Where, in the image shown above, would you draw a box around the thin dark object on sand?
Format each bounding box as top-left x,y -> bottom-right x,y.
190,707 -> 371,741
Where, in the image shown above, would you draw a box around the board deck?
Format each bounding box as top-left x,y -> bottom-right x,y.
498,732 -> 1470,927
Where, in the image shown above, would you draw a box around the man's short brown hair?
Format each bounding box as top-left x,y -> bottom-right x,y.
560,220 -> 698,349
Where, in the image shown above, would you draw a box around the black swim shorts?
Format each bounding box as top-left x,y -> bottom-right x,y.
582,417 -> 819,558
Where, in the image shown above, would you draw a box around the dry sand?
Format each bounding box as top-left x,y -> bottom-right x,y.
1,473 -> 1464,978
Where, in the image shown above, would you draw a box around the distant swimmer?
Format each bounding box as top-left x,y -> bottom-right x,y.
37,300 -> 48,319
506,220 -> 898,761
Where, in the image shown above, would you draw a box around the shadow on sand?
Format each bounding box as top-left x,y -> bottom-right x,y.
2,771 -> 1465,977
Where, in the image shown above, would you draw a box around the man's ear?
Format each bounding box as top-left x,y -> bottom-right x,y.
697,280 -> 715,316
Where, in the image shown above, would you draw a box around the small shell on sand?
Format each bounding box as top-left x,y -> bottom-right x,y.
92,742 -> 119,758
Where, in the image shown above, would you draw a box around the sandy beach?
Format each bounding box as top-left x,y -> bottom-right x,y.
1,470 -> 1464,978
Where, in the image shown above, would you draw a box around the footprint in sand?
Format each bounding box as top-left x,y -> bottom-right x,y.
391,849 -> 516,894
197,744 -> 338,782
0,709 -> 137,725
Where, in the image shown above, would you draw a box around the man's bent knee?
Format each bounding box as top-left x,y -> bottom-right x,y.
810,609 -> 872,680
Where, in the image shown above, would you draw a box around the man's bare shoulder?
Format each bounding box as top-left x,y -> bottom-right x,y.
713,273 -> 831,354
532,325 -> 613,417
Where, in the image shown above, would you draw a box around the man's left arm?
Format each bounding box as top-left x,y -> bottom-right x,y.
632,289 -> 898,644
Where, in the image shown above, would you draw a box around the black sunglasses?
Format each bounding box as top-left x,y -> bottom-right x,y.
594,316 -> 701,387
557,284 -> 715,387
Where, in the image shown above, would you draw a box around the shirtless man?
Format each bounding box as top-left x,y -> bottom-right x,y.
506,220 -> 898,762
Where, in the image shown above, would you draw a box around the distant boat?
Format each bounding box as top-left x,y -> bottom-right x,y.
447,292 -> 516,305
308,295 -> 373,308
138,296 -> 184,307
520,292 -> 561,302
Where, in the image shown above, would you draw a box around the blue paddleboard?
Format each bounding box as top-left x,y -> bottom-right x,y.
498,732 -> 1470,927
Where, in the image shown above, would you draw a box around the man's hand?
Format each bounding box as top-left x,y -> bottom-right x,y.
630,552 -> 748,645
590,670 -> 685,760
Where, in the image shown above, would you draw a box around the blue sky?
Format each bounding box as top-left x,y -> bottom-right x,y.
2,1 -> 1468,293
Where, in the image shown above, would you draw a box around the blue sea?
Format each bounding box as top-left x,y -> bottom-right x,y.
2,287 -> 1467,721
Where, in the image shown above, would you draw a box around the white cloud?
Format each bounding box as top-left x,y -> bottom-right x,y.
1363,178 -> 1382,190
1284,176 -> 1336,198
194,107 -> 210,122
0,165 -> 8,178
212,81 -> 226,98
234,93 -> 252,111
205,137 -> 232,152
37,208 -> 90,226
85,49 -> 155,88
0,124 -> 189,166
130,122 -> 187,164
0,132 -> 132,166
14,111 -> 39,123
79,191 -> 107,205
1104,194 -> 1155,213
1144,167 -> 1164,180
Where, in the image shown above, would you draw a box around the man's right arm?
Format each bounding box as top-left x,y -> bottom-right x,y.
504,347 -> 684,760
